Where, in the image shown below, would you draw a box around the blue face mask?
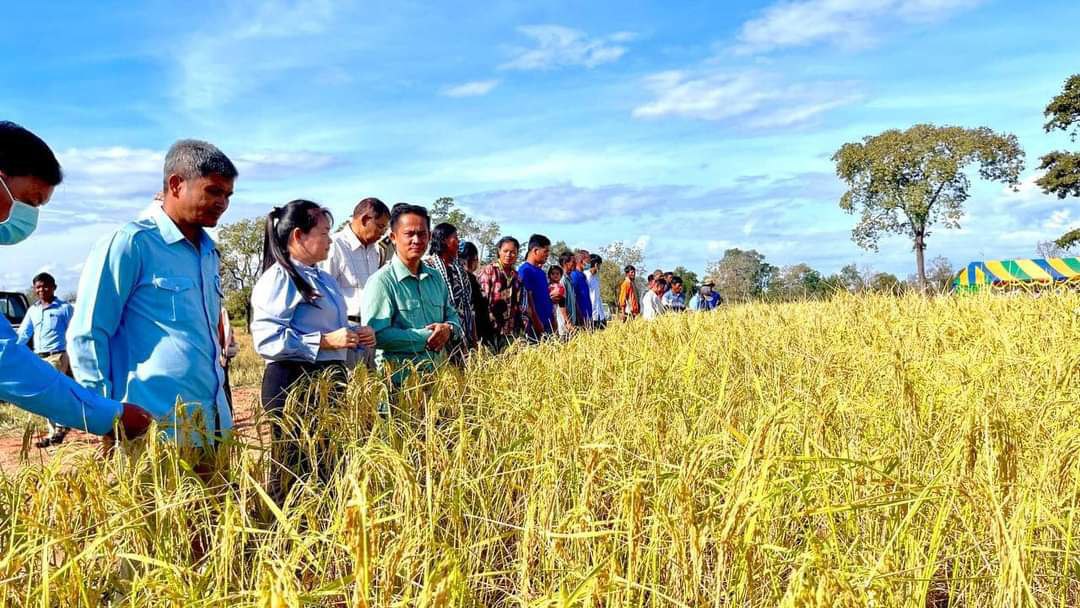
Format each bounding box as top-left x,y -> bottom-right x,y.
0,176 -> 39,245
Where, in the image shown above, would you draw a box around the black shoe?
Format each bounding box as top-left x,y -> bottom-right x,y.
34,430 -> 68,449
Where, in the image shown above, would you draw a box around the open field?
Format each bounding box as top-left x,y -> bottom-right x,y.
0,293 -> 1078,606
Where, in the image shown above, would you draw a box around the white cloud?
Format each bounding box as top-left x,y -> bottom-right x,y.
440,80 -> 500,98
172,0 -> 349,114
1044,209 -> 1074,231
706,240 -> 731,253
632,69 -> 859,127
743,220 -> 756,236
736,0 -> 984,54
500,25 -> 633,71
634,234 -> 652,251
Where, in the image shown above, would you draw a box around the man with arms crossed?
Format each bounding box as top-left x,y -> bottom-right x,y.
361,204 -> 462,389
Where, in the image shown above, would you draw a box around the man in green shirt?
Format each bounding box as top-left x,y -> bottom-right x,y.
361,204 -> 462,387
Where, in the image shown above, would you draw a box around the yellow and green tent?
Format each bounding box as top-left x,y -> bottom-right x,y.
953,257 -> 1080,291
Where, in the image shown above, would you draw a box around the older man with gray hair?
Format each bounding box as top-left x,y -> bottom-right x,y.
70,139 -> 238,445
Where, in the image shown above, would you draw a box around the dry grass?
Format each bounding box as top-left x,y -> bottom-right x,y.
1,292 -> 1078,606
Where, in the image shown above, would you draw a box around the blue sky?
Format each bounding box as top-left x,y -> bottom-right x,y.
2,0 -> 1078,291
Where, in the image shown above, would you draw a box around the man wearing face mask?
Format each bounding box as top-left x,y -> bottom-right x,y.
69,139 -> 238,446
0,121 -> 152,443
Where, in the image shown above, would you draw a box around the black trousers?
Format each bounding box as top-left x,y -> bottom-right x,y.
260,360 -> 347,505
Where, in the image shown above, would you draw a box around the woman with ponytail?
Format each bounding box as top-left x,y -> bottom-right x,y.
250,199 -> 375,504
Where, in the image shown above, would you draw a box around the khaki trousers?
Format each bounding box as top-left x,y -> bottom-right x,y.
40,352 -> 71,435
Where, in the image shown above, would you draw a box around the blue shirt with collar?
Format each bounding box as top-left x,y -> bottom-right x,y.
17,298 -> 74,354
0,313 -> 122,435
250,261 -> 352,363
518,262 -> 553,334
68,206 -> 230,445
662,290 -> 687,311
569,270 -> 592,323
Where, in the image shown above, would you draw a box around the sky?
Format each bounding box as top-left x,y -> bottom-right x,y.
2,0 -> 1078,291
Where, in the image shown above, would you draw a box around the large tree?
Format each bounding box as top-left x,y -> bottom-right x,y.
216,217 -> 265,324
705,248 -> 775,303
430,197 -> 501,262
834,263 -> 866,293
1037,75 -> 1080,250
833,124 -> 1024,287
1037,74 -> 1080,200
1056,229 -> 1080,251
597,241 -> 645,307
770,263 -> 827,301
671,265 -> 700,291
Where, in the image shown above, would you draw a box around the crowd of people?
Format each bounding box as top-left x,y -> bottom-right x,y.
0,122 -> 722,501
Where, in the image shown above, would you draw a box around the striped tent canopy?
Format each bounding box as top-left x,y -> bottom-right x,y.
953,257 -> 1080,290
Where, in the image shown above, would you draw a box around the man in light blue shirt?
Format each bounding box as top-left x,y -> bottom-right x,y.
662,276 -> 687,312
0,121 -> 150,442
17,273 -> 74,355
69,139 -> 238,446
17,272 -> 76,446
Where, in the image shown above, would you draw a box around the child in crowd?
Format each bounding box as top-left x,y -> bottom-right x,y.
548,266 -> 571,338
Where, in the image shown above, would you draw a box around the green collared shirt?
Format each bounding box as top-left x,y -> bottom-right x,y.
361,254 -> 462,383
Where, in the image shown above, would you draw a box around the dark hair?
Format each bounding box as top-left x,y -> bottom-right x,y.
353,197 -> 389,219
558,251 -> 575,266
261,200 -> 333,303
429,222 -> 458,256
0,122 -> 62,185
460,241 -> 479,262
496,236 -> 520,251
163,139 -> 237,190
670,276 -> 683,286
624,265 -> 635,274
589,254 -> 602,269
32,272 -> 56,287
654,278 -> 668,289
527,234 -> 550,252
548,265 -> 563,278
390,203 -> 430,231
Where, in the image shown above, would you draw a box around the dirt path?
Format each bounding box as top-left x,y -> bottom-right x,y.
0,386 -> 262,474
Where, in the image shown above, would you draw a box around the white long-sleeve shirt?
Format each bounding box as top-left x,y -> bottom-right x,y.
320,227 -> 383,317
585,269 -> 607,321
641,290 -> 663,320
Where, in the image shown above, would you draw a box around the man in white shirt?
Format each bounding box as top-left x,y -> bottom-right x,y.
641,277 -> 666,320
584,253 -> 608,329
320,197 -> 391,368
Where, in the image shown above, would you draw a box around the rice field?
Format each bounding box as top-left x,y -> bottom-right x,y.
1,292 -> 1078,606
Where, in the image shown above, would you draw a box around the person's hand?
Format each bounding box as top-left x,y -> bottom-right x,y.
355,326 -> 377,348
425,323 -> 453,351
101,403 -> 153,456
321,328 -> 360,350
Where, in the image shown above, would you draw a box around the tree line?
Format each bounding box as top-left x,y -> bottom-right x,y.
215,73 -> 1080,320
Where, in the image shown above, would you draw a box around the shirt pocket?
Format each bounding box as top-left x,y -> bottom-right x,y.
398,297 -> 426,328
41,311 -> 61,332
151,276 -> 196,322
